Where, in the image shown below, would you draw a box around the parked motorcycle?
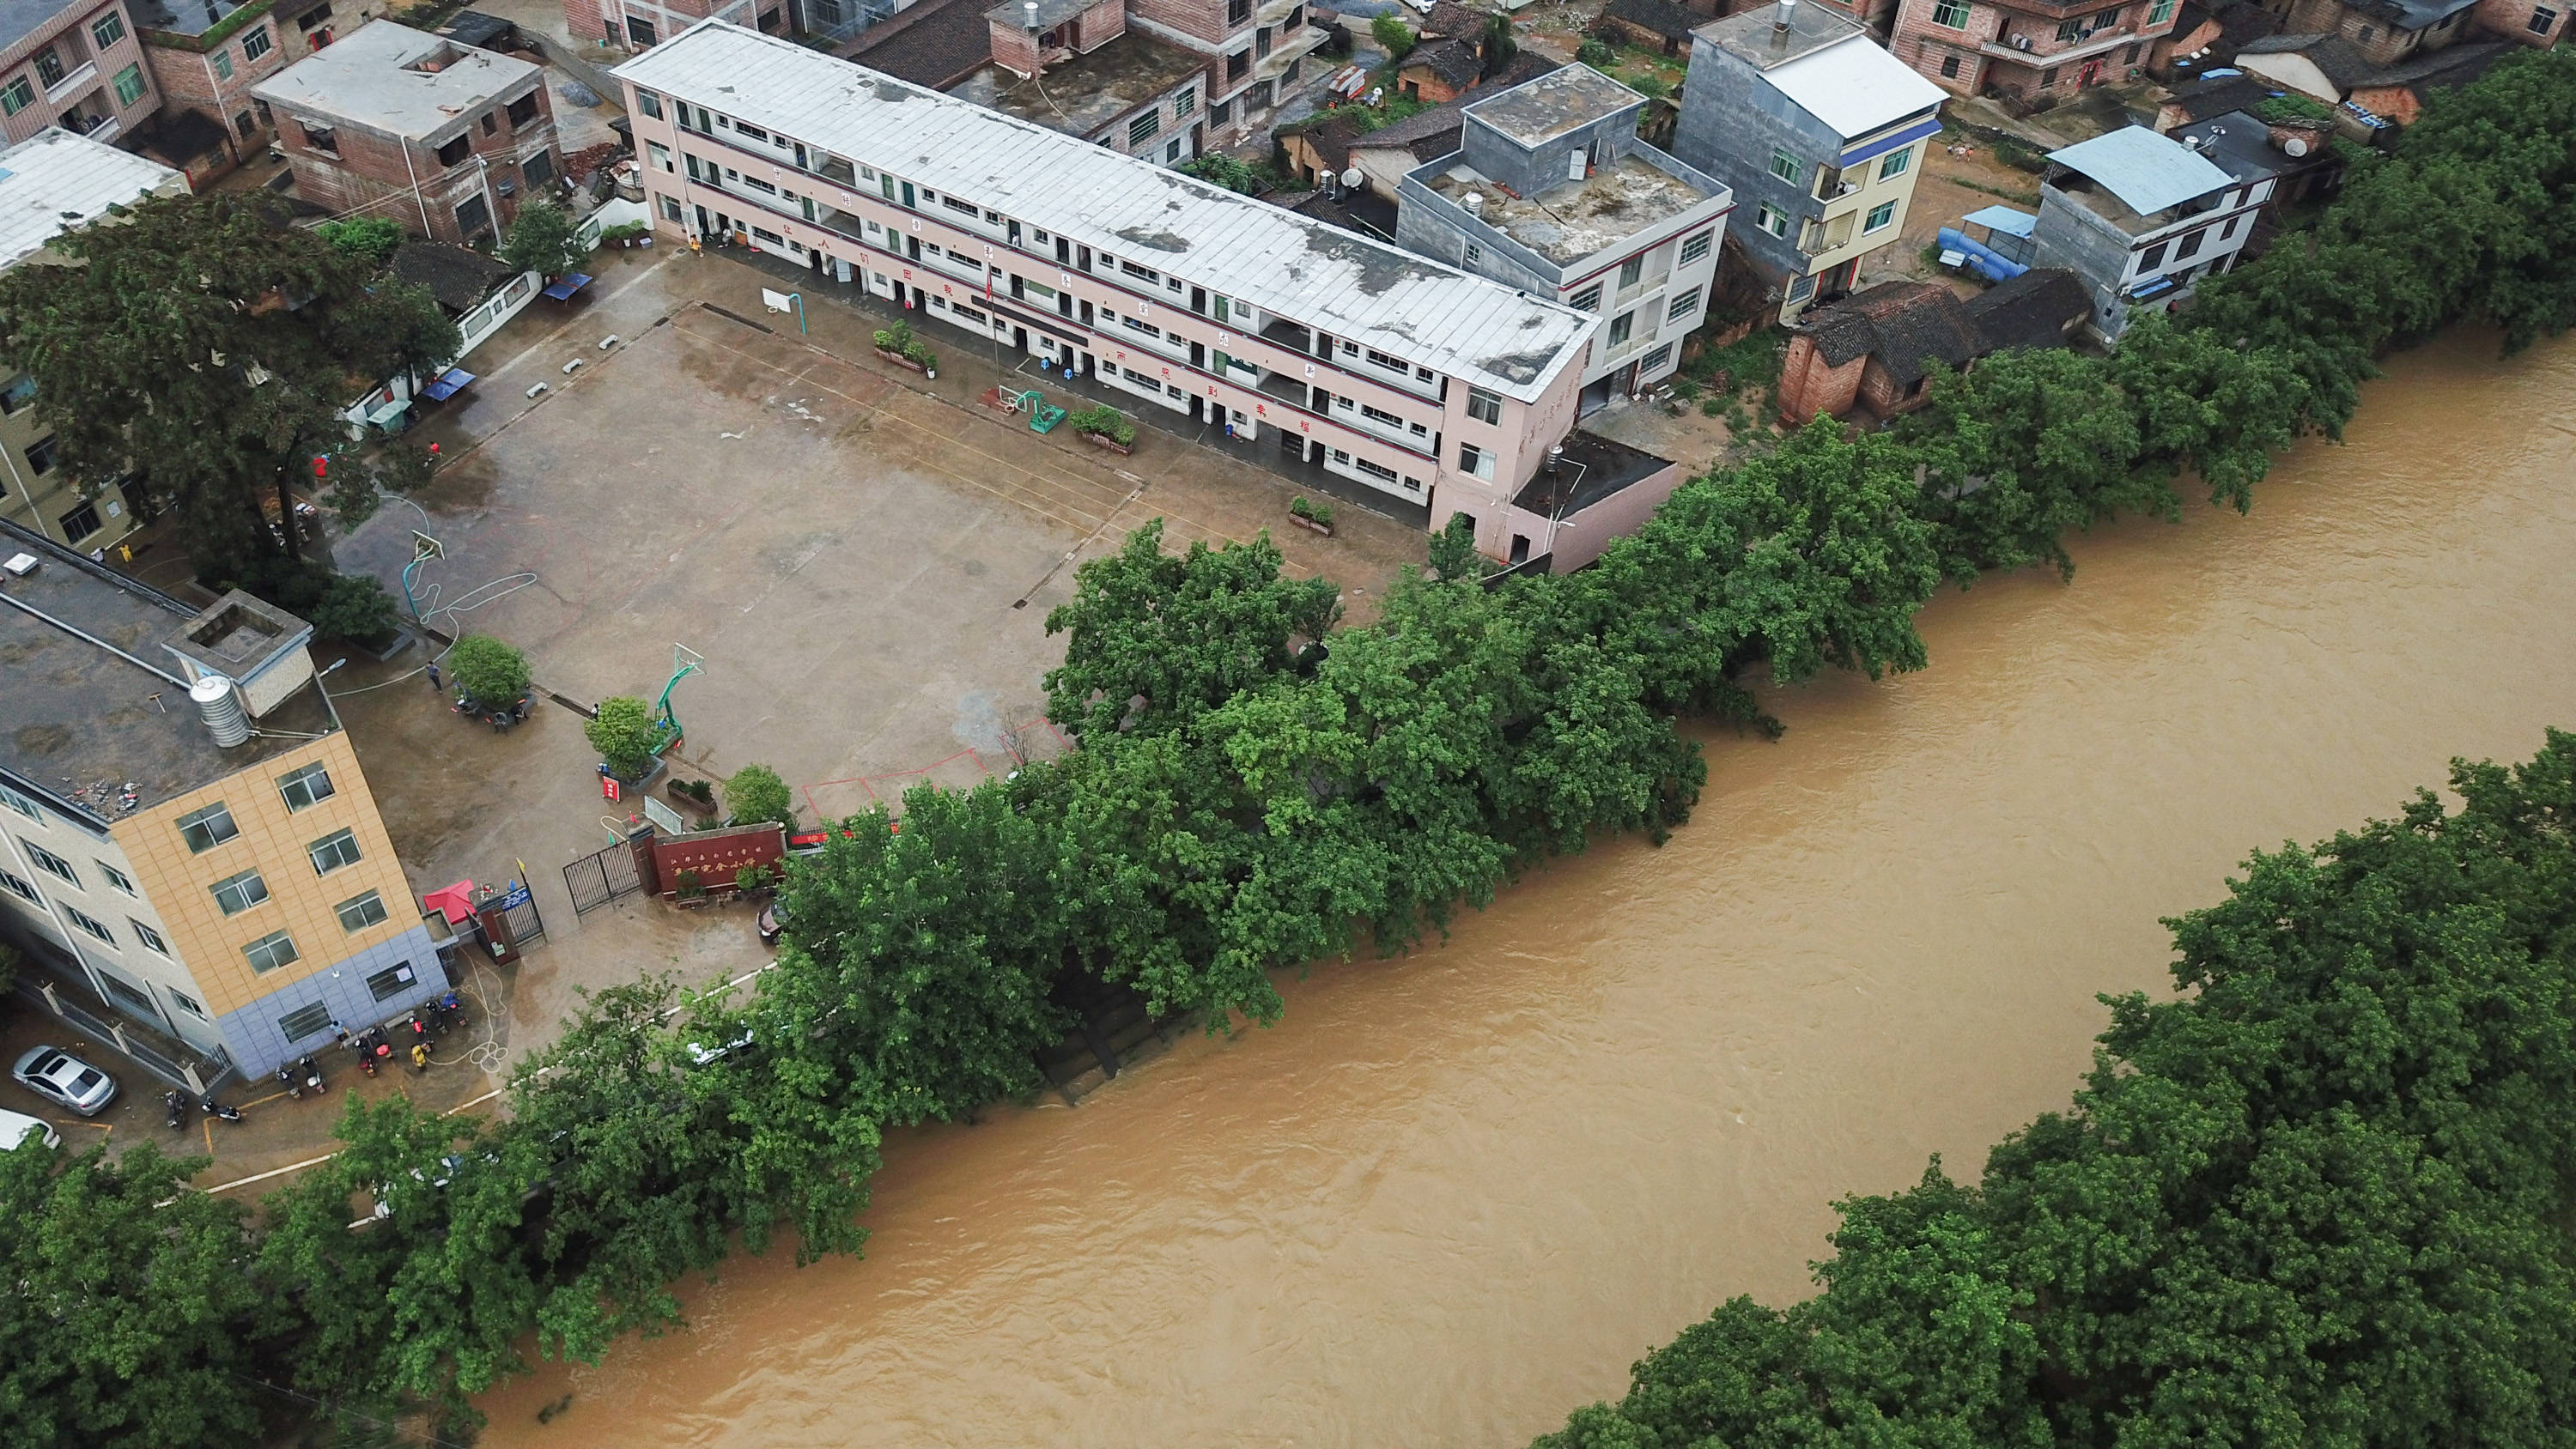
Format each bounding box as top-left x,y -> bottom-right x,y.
162,1089 -> 188,1131
278,1064 -> 303,1100
199,1094 -> 244,1124
299,1053 -> 325,1096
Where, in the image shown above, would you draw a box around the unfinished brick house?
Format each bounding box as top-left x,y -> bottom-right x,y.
252,21 -> 559,246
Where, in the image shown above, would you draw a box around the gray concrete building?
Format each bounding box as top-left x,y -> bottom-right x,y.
2031,114 -> 2276,340
1396,64 -> 1733,410
1673,0 -> 1945,324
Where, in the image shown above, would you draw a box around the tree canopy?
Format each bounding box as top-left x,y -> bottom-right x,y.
1534,731 -> 2576,1449
0,192 -> 456,579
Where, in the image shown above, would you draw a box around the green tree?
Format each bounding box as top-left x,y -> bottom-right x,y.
444,634 -> 528,706
760,784 -> 1071,1121
0,192 -> 457,578
498,199 -> 588,281
586,695 -> 659,779
0,1143 -> 267,1449
1426,511 -> 1485,582
1899,346 -> 2148,583
1371,12 -> 1416,59
1043,518 -> 1340,743
308,572 -> 402,642
1536,731 -> 2576,1449
725,762 -> 796,827
316,217 -> 404,266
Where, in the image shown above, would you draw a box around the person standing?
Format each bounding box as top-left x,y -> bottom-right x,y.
410,1041 -> 431,1074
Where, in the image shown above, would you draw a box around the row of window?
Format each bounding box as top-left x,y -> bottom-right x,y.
2132,209 -> 2242,277
1753,199 -> 1900,244
648,88 -> 1474,407
167,761 -> 335,855
0,858 -> 383,973
1927,0 -> 2173,31
0,7 -> 143,118
274,957 -> 421,1042
302,90 -> 540,167
1766,145 -> 1914,197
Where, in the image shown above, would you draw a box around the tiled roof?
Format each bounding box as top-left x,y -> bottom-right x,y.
1402,37 -> 1483,87
1961,268 -> 2088,353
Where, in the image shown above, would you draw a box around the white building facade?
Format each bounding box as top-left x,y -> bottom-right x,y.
616,21 -> 1609,562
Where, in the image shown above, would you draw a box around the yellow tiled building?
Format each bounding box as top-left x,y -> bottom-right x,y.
0,524 -> 443,1079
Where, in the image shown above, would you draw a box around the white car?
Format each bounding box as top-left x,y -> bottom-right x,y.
0,1106 -> 59,1151
11,1045 -> 117,1116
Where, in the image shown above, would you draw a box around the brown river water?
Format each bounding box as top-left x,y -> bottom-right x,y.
482,330 -> 2576,1448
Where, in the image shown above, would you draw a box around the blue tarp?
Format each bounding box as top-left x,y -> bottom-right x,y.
1960,204 -> 2038,239
542,272 -> 592,301
419,367 -> 475,402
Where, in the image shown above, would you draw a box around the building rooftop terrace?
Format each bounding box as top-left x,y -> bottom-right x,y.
0,522 -> 330,822
1424,150 -> 1716,265
949,31 -> 1206,137
251,20 -> 543,141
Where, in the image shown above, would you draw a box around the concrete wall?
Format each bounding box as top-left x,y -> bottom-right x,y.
1459,102 -> 1644,202
0,0 -> 163,146
1674,43 -> 1837,287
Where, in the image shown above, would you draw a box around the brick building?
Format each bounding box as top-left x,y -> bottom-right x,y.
252,21 -> 560,246
1772,267 -> 2084,421
1890,0 -> 2188,101
130,0 -> 378,168
2471,0 -> 2565,44
620,21 -> 1703,571
0,0 -> 162,146
950,0 -> 1213,166
568,0 -> 759,53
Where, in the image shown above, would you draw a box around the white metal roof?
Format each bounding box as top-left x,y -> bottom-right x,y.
2047,126 -> 2235,217
616,21 -> 1597,400
1761,33 -> 1945,141
0,129 -> 185,271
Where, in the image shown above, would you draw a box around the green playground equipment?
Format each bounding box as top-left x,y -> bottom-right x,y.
650,645 -> 703,755
1027,392 -> 1066,433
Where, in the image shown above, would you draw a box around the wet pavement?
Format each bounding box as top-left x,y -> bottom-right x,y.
315,243 -> 1425,1086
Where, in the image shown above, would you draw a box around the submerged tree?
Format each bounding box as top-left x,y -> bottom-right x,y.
0,192 -> 457,579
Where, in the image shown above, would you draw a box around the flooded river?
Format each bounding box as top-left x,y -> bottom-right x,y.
482,330 -> 2576,1448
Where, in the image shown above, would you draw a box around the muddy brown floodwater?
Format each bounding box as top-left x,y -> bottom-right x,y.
482,329 -> 2576,1448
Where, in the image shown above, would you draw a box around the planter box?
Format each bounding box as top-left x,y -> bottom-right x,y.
1080,431 -> 1134,455
1286,512 -> 1335,537
875,348 -> 927,373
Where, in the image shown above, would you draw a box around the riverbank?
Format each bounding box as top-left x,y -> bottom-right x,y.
472,323 -> 2576,1448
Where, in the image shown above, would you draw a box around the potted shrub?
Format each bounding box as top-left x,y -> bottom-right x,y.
734,862 -> 776,898
447,634 -> 530,712
1068,403 -> 1136,454
673,867 -> 706,907
873,321 -> 937,377
586,694 -> 662,783
1287,495 -> 1335,537
666,776 -> 718,826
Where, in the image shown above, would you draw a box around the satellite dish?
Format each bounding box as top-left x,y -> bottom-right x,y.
2282,136 -> 2310,156
1341,167 -> 1364,188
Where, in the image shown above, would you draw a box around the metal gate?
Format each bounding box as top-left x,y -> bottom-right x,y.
493,878 -> 545,946
564,831 -> 648,915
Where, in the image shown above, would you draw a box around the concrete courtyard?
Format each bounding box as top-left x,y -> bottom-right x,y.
324,246 -> 1426,1073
